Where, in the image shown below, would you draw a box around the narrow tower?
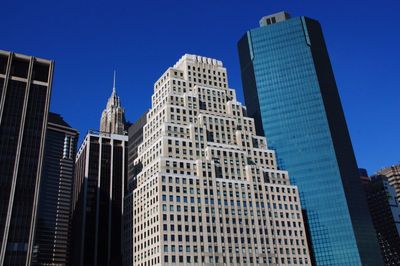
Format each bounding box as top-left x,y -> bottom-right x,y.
100,72 -> 126,134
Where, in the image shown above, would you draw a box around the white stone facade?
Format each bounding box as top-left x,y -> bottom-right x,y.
132,54 -> 311,265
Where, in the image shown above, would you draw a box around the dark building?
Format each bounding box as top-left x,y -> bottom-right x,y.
238,12 -> 383,265
123,112 -> 147,266
32,112 -> 78,265
127,111 -> 148,188
361,170 -> 400,265
0,50 -> 53,265
71,131 -> 128,266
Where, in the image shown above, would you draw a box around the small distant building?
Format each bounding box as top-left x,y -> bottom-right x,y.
100,72 -> 127,135
377,165 -> 400,202
361,169 -> 400,265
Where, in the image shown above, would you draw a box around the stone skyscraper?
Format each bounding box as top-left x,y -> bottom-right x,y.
100,72 -> 126,134
0,50 -> 53,265
237,12 -> 382,265
132,54 -> 311,265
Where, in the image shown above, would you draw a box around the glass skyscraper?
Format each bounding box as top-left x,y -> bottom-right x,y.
238,12 -> 383,265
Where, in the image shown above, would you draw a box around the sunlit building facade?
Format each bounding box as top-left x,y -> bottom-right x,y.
132,54 -> 311,265
237,11 -> 383,265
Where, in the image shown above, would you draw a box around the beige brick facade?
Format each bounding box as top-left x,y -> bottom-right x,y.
132,54 -> 311,265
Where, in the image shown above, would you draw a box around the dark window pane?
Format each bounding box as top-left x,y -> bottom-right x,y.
0,54 -> 8,74
11,58 -> 30,78
32,62 -> 49,82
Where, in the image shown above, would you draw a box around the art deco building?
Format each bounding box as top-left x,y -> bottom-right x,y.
100,72 -> 126,135
0,50 -> 53,265
33,112 -> 78,265
377,165 -> 400,202
361,170 -> 400,265
71,79 -> 128,266
132,54 -> 311,265
238,12 -> 382,265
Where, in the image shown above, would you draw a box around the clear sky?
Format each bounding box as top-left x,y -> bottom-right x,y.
2,0 -> 399,174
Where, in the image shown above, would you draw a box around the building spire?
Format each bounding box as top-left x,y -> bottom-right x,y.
113,70 -> 116,93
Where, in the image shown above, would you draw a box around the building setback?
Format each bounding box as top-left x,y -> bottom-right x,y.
32,112 -> 78,265
237,12 -> 383,265
132,54 -> 311,265
0,50 -> 53,265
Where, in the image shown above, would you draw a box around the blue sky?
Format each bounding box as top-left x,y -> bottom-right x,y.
2,0 -> 399,174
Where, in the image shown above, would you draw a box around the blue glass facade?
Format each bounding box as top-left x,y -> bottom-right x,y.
238,14 -> 383,265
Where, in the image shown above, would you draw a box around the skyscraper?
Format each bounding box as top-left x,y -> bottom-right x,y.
71,131 -> 128,266
123,112 -> 147,266
0,50 -> 53,265
360,170 -> 400,265
132,54 -> 311,265
237,12 -> 383,265
100,72 -> 126,135
33,112 -> 78,265
377,165 -> 400,201
71,79 -> 127,266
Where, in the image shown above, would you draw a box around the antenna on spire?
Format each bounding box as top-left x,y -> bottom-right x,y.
113,70 -> 116,93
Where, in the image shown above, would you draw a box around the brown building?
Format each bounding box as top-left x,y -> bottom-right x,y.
377,165 -> 400,202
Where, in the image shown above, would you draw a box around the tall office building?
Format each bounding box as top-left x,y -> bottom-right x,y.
0,50 -> 53,265
32,112 -> 78,265
71,81 -> 128,266
100,72 -> 126,135
238,12 -> 383,265
123,112 -> 147,266
377,165 -> 400,201
360,170 -> 400,265
133,54 -> 311,265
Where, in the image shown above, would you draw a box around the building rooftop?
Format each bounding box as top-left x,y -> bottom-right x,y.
259,11 -> 291,27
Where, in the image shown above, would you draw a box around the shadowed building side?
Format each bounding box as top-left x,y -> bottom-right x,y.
32,112 -> 78,265
71,75 -> 127,266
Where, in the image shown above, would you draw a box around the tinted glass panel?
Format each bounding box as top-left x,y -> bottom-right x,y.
10,58 -> 30,78
0,54 -> 8,74
32,62 -> 49,82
